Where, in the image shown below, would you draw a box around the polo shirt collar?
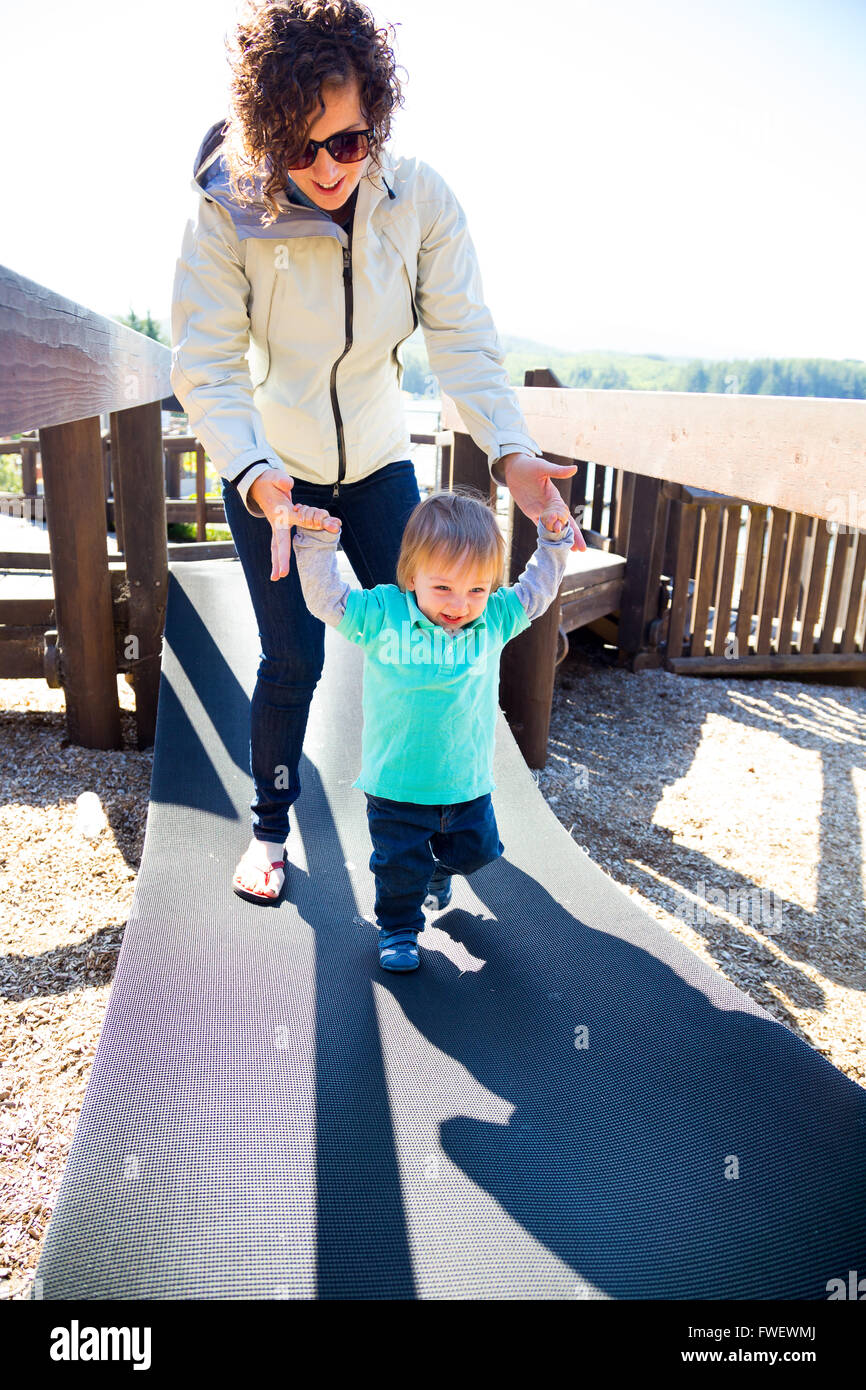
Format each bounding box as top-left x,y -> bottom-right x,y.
405,590 -> 487,632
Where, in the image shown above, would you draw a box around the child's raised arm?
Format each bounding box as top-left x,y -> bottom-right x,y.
284,502 -> 352,627
510,505 -> 578,624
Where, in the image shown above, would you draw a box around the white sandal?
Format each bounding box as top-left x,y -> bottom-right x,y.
232,844 -> 288,905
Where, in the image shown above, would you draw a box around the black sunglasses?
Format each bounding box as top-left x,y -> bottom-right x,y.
287,127 -> 373,171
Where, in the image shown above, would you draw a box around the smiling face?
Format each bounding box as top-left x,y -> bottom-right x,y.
409,550 -> 494,631
288,75 -> 370,210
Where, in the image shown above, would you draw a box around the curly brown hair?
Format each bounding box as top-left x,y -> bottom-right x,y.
221,0 -> 405,225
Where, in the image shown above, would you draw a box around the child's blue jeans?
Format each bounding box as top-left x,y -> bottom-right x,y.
364,792 -> 505,936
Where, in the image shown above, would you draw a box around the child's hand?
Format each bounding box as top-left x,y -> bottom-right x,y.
291,503 -> 342,534
540,505 -> 571,534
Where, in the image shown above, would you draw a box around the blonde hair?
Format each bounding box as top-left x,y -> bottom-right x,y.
396,487 -> 505,594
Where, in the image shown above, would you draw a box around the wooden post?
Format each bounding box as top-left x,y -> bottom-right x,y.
617,473 -> 668,660
38,416 -> 123,749
166,445 -> 181,499
499,458 -> 574,767
110,401 -> 169,749
498,367 -> 574,767
195,443 -> 207,541
450,429 -> 494,501
20,439 -> 38,496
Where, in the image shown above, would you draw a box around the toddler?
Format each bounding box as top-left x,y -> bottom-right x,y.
289,487 -> 577,971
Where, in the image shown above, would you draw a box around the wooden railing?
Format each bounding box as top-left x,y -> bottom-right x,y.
1,264 -> 172,751
442,378 -> 866,764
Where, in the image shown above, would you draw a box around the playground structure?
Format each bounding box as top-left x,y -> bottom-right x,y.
2,261 -> 866,1298
2,264 -> 864,768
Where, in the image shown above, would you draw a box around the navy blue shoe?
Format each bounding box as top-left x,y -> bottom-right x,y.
378,927 -> 420,972
424,864 -> 452,911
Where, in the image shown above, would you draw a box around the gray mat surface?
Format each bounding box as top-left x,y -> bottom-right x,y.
33,558 -> 866,1299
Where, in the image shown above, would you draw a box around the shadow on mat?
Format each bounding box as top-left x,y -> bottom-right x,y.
298,770 -> 866,1298
148,578 -> 258,814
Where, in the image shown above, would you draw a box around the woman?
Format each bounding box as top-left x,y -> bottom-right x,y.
170,0 -> 582,903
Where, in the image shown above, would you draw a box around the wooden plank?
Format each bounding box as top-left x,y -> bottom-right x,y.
818,528 -> 853,654
609,468 -> 620,545
0,596 -> 55,623
165,541 -> 237,562
37,416 -> 122,748
573,460 -> 589,531
665,501 -> 699,660
108,413 -> 125,554
0,632 -> 45,679
613,470 -> 635,556
668,652 -> 866,676
111,401 -> 169,750
0,266 -> 171,434
591,462 -> 605,532
560,548 -> 626,591
689,505 -> 721,659
662,481 -> 750,506
441,388 -> 866,523
0,551 -> 52,570
735,505 -> 767,656
840,533 -> 866,653
560,578 -> 625,633
798,517 -> 831,655
712,504 -> 741,657
756,508 -> 788,654
776,512 -> 810,654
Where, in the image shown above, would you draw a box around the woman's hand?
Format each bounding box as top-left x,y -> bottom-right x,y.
248,469 -> 300,581
497,453 -> 587,552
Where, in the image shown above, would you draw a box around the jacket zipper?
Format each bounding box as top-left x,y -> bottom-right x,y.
330,241 -> 354,498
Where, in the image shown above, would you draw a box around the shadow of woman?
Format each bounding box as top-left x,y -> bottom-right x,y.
375,855 -> 866,1299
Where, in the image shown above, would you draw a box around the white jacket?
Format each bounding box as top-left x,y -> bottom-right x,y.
170,122 -> 542,516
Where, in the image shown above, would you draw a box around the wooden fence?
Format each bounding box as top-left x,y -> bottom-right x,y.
443,374 -> 866,763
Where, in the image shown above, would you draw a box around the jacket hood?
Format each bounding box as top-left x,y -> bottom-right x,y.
192,118 -> 396,240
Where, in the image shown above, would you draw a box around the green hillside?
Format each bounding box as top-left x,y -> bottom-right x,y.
399,329 -> 866,400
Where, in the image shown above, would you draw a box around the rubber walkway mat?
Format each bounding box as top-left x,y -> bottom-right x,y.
33,559 -> 866,1299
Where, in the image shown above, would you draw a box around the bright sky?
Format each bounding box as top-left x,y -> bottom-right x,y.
2,0 -> 864,360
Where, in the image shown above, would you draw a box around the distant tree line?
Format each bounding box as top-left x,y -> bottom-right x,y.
398,330 -> 865,400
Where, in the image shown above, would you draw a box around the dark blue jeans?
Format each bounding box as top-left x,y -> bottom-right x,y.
364,792 -> 505,935
221,460 -> 422,842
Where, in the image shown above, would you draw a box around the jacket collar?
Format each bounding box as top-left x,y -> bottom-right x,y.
193,119 -> 397,242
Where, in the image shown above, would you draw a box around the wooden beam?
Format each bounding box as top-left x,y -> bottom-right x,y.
668,652 -> 865,676
38,416 -> 122,748
441,388 -> 866,523
0,265 -> 171,434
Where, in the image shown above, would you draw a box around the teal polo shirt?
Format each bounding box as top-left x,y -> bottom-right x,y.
335,582 -> 531,804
